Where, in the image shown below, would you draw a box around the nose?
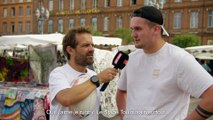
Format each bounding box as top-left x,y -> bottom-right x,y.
131,30 -> 137,38
88,44 -> 94,52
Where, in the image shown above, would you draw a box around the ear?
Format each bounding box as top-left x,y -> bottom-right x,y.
154,25 -> 161,34
66,46 -> 73,55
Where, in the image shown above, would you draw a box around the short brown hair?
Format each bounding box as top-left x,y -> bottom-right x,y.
146,20 -> 163,35
62,27 -> 91,60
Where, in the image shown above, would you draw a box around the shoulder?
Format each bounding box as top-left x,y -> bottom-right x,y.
166,43 -> 186,54
50,64 -> 69,76
166,43 -> 193,59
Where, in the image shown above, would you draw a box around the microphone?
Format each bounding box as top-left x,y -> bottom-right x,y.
100,51 -> 129,91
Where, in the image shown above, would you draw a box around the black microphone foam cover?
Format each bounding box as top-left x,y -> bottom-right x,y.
112,51 -> 129,69
100,51 -> 129,91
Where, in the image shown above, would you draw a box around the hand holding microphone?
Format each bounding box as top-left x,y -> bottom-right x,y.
97,68 -> 118,84
100,51 -> 129,91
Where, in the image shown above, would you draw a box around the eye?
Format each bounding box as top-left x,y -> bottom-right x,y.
135,27 -> 142,31
131,27 -> 142,32
83,44 -> 89,47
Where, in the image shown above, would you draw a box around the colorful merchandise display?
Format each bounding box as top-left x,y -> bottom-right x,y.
0,84 -> 49,120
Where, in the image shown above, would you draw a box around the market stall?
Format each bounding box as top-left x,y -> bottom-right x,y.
0,83 -> 49,120
0,34 -> 123,119
185,45 -> 213,60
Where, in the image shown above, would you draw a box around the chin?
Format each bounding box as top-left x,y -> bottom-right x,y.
87,60 -> 94,65
135,44 -> 143,49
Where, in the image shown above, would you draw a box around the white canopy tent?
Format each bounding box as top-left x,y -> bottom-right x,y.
185,45 -> 213,53
0,33 -> 122,49
185,45 -> 213,60
0,33 -> 64,47
92,36 -> 122,46
112,45 -> 136,52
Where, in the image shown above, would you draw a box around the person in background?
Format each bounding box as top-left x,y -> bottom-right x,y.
3,49 -> 7,56
116,6 -> 213,120
209,60 -> 213,75
200,60 -> 212,75
61,55 -> 67,65
49,27 -> 118,120
56,50 -> 62,65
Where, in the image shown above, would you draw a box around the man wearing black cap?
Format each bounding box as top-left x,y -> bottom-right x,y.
116,6 -> 213,120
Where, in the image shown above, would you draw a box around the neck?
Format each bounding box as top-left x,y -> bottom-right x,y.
144,38 -> 165,54
68,60 -> 87,73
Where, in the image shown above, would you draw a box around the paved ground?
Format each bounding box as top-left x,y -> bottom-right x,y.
100,97 -> 213,120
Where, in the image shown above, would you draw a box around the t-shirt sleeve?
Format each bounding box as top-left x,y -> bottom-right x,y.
177,54 -> 213,98
48,69 -> 71,105
118,66 -> 127,91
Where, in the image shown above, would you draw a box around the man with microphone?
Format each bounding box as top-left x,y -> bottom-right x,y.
49,27 -> 118,120
116,6 -> 213,120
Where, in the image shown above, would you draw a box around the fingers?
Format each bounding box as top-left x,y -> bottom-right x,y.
109,68 -> 118,74
111,68 -> 118,76
98,67 -> 119,84
108,73 -> 114,80
110,74 -> 116,80
106,68 -> 118,80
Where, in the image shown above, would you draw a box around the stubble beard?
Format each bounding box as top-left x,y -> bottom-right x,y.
75,53 -> 94,66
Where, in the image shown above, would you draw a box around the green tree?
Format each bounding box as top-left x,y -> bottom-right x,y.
114,28 -> 132,45
208,40 -> 213,45
172,34 -> 200,48
92,30 -> 103,36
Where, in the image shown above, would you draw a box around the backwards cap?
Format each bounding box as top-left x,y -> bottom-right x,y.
132,6 -> 169,36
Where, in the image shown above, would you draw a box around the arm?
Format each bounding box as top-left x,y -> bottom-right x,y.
185,85 -> 213,120
56,79 -> 96,106
116,89 -> 127,120
56,68 -> 118,107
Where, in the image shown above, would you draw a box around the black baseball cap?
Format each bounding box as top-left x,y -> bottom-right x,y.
132,6 -> 169,36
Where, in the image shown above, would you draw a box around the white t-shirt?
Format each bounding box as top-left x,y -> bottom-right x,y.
49,63 -> 99,120
118,43 -> 213,120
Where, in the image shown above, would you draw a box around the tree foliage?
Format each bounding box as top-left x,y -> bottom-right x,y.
172,34 -> 200,48
92,31 -> 103,36
114,28 -> 132,45
208,41 -> 213,45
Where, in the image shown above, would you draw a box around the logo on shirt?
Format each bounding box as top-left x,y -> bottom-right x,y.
152,69 -> 160,79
